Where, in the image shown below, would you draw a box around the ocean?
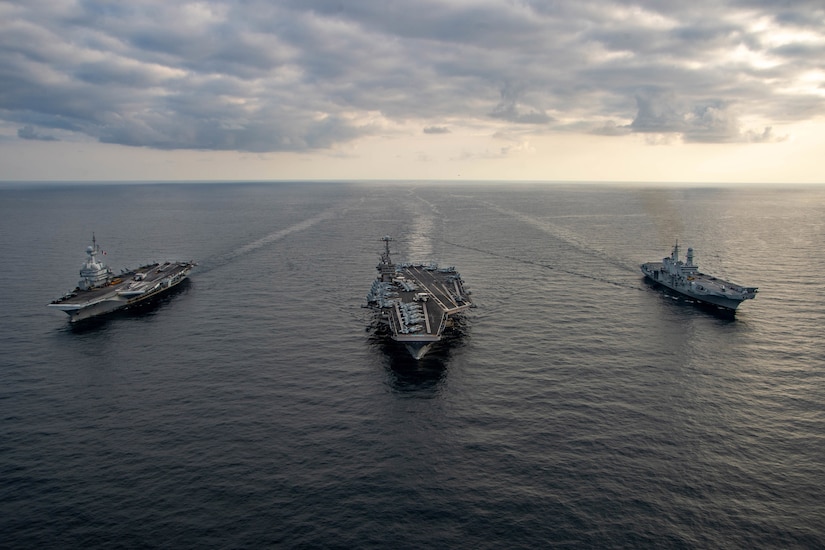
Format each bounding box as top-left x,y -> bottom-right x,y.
1,181 -> 823,548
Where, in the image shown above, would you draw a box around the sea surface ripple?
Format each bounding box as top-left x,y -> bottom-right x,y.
1,182 -> 823,548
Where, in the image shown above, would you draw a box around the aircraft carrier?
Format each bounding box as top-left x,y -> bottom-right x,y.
641,243 -> 757,312
366,236 -> 472,359
48,235 -> 196,323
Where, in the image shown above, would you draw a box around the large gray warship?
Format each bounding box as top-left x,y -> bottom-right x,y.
641,243 -> 757,312
366,236 -> 472,359
48,236 -> 196,323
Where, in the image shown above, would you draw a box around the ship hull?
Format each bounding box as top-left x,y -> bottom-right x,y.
367,238 -> 471,360
641,263 -> 751,311
642,275 -> 744,310
51,296 -> 130,323
50,261 -> 194,323
403,341 -> 435,361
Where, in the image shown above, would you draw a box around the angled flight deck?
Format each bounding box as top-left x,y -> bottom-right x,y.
366,236 -> 472,359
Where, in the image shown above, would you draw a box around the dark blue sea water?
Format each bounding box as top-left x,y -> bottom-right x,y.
1,181 -> 823,548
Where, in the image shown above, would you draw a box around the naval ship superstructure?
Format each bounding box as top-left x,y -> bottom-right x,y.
366,236 -> 472,359
641,243 -> 757,311
48,235 -> 196,323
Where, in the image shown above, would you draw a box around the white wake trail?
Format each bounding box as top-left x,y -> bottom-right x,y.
234,210 -> 336,257
481,201 -> 638,273
203,208 -> 338,272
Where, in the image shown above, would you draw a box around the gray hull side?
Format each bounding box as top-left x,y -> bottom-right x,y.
642,269 -> 743,310
63,298 -> 127,323
60,274 -> 189,323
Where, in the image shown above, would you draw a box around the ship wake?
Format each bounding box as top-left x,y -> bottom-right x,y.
480,201 -> 639,273
200,208 -> 339,273
435,236 -> 644,292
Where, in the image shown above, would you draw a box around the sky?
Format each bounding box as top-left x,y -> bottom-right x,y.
1,0 -> 825,183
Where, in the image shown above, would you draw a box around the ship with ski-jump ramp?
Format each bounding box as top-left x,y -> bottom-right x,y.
641,243 -> 757,312
48,235 -> 196,323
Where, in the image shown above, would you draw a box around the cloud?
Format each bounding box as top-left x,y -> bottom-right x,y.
423,126 -> 450,134
489,81 -> 552,124
0,0 -> 823,153
17,125 -> 58,141
500,141 -> 536,156
745,126 -> 787,143
630,88 -> 789,143
630,89 -> 687,134
591,121 -> 631,137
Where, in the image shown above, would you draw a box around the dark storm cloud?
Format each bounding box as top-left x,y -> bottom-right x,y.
1,0 -> 823,151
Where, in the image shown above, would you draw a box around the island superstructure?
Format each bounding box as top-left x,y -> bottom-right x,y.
48,235 -> 196,323
366,236 -> 472,359
641,243 -> 757,312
